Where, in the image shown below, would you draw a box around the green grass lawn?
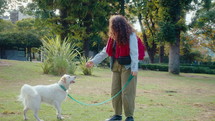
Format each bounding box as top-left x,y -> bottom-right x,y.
0,60 -> 215,121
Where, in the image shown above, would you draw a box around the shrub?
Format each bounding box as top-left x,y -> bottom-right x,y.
67,62 -> 77,75
180,66 -> 215,74
181,64 -> 215,69
79,56 -> 93,75
142,64 -> 168,71
52,57 -> 68,75
41,36 -> 79,75
41,60 -> 51,74
141,64 -> 215,74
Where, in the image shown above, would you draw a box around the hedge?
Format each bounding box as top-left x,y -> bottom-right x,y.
141,64 -> 215,74
181,64 -> 215,69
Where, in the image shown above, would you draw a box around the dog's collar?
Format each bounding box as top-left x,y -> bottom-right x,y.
59,84 -> 67,91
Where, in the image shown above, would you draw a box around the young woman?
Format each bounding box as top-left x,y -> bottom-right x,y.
86,15 -> 138,121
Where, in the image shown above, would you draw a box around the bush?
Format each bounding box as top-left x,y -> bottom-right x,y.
41,60 -> 51,74
52,57 -> 69,75
79,56 -> 93,75
181,64 -> 215,69
142,64 -> 168,71
141,64 -> 215,74
180,66 -> 215,74
41,36 -> 79,75
68,62 -> 77,75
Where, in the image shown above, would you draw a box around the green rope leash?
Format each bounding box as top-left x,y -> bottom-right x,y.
60,75 -> 134,106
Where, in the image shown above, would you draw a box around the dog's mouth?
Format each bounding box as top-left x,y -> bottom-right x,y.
70,80 -> 75,84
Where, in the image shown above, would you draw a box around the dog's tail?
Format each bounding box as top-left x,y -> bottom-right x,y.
18,84 -> 38,103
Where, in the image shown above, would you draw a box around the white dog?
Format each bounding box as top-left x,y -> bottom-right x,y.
18,74 -> 76,121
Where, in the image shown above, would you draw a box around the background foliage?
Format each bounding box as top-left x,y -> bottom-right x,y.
0,0 -> 214,75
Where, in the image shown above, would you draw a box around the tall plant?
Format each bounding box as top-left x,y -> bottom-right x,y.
79,56 -> 93,75
41,35 -> 79,75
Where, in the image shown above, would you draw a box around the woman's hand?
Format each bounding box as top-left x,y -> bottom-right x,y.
131,71 -> 138,76
86,61 -> 94,68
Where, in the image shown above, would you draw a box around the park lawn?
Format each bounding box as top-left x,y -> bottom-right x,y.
0,59 -> 215,121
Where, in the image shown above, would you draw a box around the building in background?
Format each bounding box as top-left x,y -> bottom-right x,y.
1,0 -> 33,22
9,10 -> 32,23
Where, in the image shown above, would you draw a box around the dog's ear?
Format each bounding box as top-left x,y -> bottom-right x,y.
61,77 -> 66,83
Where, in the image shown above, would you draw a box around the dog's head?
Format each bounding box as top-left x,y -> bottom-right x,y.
60,74 -> 76,86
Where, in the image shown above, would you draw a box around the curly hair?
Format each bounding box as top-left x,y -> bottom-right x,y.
108,15 -> 134,45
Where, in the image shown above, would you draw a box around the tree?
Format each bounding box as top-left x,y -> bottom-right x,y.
75,0 -> 117,57
190,0 -> 215,53
119,0 -> 125,15
23,0 -> 118,57
0,0 -> 7,15
128,0 -> 159,63
0,19 -> 17,32
180,33 -> 203,63
0,31 -> 41,61
0,19 -> 44,61
16,18 -> 50,38
158,0 -> 192,74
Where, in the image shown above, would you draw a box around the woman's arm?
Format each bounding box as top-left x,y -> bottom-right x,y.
129,33 -> 139,75
86,46 -> 108,67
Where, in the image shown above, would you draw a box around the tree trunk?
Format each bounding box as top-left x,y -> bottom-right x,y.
138,13 -> 156,63
159,44 -> 164,63
27,47 -> 32,61
83,38 -> 90,57
60,8 -> 69,40
143,32 -> 156,63
168,31 -> 180,74
0,47 -> 3,59
83,12 -> 92,57
119,0 -> 125,15
32,51 -> 35,59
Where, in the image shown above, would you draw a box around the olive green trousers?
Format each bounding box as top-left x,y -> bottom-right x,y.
111,61 -> 137,117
